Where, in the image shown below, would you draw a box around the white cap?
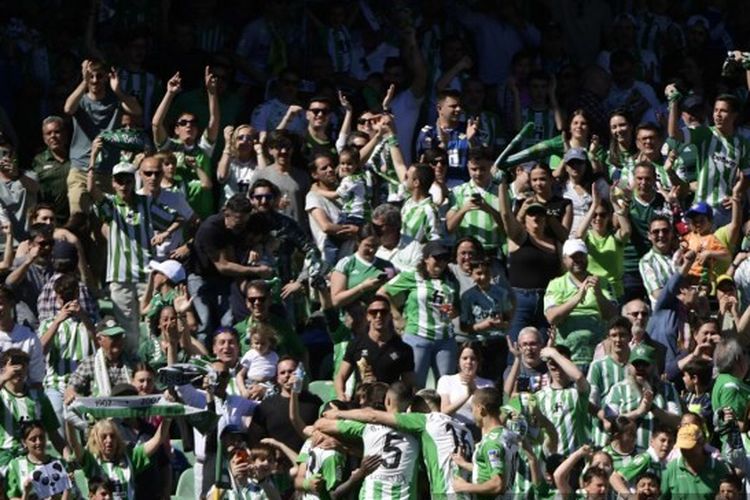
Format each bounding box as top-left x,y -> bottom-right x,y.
112,161 -> 136,176
149,259 -> 186,283
562,238 -> 588,257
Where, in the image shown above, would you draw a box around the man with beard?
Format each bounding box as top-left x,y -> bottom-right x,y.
544,238 -> 618,368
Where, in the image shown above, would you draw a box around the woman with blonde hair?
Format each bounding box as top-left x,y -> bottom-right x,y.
66,417 -> 172,500
217,124 -> 266,204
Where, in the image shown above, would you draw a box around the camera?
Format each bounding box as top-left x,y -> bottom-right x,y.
471,193 -> 483,203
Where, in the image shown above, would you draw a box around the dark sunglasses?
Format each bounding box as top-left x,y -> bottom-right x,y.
252,194 -> 274,201
246,296 -> 267,304
237,134 -> 253,142
367,308 -> 389,316
430,158 -> 446,166
177,119 -> 198,127
309,108 -> 330,116
141,170 -> 162,177
114,175 -> 134,184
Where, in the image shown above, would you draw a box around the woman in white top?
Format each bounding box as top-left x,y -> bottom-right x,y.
216,124 -> 266,204
436,342 -> 493,428
558,148 -> 609,236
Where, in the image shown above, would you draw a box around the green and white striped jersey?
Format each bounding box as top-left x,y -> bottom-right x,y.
0,387 -> 59,452
39,318 -> 95,392
394,412 -> 474,498
537,384 -> 590,456
336,420 -> 420,500
617,447 -> 666,484
81,446 -> 150,500
639,249 -> 677,307
603,379 -> 682,452
296,438 -> 347,500
448,179 -> 503,250
472,426 -> 520,500
685,126 -> 749,207
97,193 -> 176,283
520,108 -> 557,150
399,197 -> 441,246
587,356 -> 628,407
383,270 -> 459,340
5,456 -> 71,498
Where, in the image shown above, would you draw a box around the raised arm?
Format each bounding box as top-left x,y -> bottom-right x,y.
553,445 -> 590,495
142,418 -> 172,456
664,83 -> 684,142
336,91 -> 353,151
216,126 -> 234,184
436,56 -> 472,93
152,72 -> 182,146
498,179 -> 526,244
574,185 -> 600,240
109,67 -> 142,116
540,346 -> 589,393
64,61 -> 91,116
401,27 -> 427,99
204,66 -> 220,144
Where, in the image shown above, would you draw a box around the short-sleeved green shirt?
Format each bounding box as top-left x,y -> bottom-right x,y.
618,448 -> 666,483
296,438 -> 346,500
660,454 -> 729,500
584,230 -> 626,299
384,270 -> 459,341
472,426 -> 518,500
544,272 -> 615,365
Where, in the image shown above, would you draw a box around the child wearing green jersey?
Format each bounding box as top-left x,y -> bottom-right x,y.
0,349 -> 68,470
610,426 -> 674,497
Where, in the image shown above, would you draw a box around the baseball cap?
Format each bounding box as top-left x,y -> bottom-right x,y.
423,241 -> 451,259
562,238 -> 588,257
685,201 -> 713,219
676,423 -> 702,449
97,316 -> 126,337
681,95 -> 704,116
149,259 -> 186,283
51,240 -> 78,266
525,202 -> 547,215
112,161 -> 137,176
629,344 -> 655,365
563,148 -> 587,164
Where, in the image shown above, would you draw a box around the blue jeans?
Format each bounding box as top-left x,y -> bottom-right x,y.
187,274 -> 233,344
403,334 -> 457,388
508,288 -> 548,345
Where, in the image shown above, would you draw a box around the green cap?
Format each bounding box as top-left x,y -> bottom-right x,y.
629,344 -> 655,365
97,316 -> 126,337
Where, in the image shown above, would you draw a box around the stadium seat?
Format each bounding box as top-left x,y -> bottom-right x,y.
172,467 -> 194,500
307,380 -> 335,404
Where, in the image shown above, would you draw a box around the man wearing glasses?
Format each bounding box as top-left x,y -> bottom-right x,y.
639,215 -> 678,308
334,295 -> 415,401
